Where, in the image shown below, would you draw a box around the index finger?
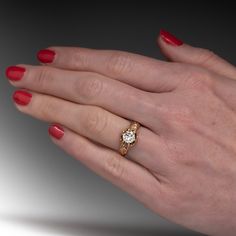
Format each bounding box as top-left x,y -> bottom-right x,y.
37,47 -> 182,92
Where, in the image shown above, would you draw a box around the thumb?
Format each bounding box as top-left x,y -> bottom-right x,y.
157,29 -> 236,79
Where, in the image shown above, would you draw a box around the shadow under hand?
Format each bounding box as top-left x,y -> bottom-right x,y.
0,214 -> 203,236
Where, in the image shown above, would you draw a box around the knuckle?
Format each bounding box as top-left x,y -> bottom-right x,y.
75,77 -> 104,102
72,49 -> 89,69
104,155 -> 125,179
37,98 -> 57,120
160,103 -> 195,127
181,66 -> 214,90
164,140 -> 196,168
107,51 -> 133,76
36,97 -> 63,122
196,48 -> 218,67
85,107 -> 108,135
35,67 -> 53,89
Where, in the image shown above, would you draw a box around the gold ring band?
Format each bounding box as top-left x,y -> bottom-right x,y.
119,121 -> 140,156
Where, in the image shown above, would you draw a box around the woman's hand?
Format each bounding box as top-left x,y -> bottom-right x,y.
6,30 -> 236,236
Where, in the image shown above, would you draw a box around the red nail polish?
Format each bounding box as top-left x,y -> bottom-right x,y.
6,66 -> 25,81
160,29 -> 183,46
37,49 -> 55,63
13,90 -> 32,105
48,124 -> 64,140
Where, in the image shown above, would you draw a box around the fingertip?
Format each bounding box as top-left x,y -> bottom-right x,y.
12,90 -> 32,106
5,65 -> 26,81
159,29 -> 183,46
37,48 -> 56,64
48,124 -> 64,140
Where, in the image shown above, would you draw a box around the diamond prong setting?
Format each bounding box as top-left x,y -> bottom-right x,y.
121,129 -> 136,145
119,121 -> 140,156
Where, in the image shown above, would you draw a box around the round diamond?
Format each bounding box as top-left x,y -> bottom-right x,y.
122,130 -> 136,144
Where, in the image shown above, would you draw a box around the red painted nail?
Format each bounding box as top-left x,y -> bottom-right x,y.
48,124 -> 64,140
13,90 -> 32,106
6,66 -> 25,81
37,49 -> 55,63
160,29 -> 183,46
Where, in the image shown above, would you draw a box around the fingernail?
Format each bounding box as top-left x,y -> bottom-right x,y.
6,66 -> 25,81
37,49 -> 55,63
48,124 -> 64,140
13,90 -> 32,106
160,29 -> 183,46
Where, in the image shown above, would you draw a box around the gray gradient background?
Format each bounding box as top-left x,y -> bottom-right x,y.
0,2 -> 235,235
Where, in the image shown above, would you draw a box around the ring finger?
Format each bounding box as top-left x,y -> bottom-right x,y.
12,90 -> 169,174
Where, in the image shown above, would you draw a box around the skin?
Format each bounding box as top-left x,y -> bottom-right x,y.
7,35 -> 236,235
